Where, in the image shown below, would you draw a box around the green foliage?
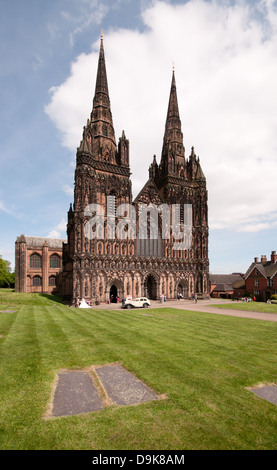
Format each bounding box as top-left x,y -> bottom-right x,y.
270,294 -> 277,300
0,256 -> 14,288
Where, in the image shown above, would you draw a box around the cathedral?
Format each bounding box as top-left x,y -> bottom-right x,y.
62,37 -> 209,304
15,36 -> 209,303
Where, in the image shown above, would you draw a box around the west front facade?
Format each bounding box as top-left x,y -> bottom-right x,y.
61,37 -> 209,304
15,37 -> 209,303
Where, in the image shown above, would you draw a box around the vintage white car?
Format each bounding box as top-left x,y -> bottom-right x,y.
122,297 -> 151,309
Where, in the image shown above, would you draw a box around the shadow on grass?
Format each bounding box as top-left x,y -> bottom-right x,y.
39,293 -> 64,304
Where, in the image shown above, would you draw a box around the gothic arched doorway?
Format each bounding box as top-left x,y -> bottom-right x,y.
109,285 -> 118,303
177,281 -> 189,299
144,274 -> 157,300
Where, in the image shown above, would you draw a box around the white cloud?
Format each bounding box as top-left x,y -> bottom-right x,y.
0,201 -> 10,213
63,184 -> 74,197
60,0 -> 110,46
0,200 -> 16,216
45,0 -> 277,233
47,218 -> 67,239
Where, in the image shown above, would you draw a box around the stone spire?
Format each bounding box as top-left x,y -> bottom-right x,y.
90,34 -> 116,147
160,69 -> 185,176
76,34 -> 130,169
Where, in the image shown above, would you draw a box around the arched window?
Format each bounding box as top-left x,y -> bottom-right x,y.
30,254 -> 42,268
49,254 -> 61,269
137,209 -> 162,258
49,276 -> 56,286
107,191 -> 117,217
33,276 -> 42,286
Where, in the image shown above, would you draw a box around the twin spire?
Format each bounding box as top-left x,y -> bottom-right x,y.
79,33 -> 204,180
94,34 -> 110,98
91,33 -> 184,162
90,34 -> 116,148
162,68 -> 185,160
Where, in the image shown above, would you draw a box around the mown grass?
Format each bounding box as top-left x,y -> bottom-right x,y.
0,289 -> 276,450
213,301 -> 277,314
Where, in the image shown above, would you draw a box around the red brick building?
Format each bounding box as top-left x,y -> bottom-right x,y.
15,235 -> 65,294
244,251 -> 277,301
210,274 -> 244,299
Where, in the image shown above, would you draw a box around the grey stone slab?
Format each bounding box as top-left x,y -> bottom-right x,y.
96,364 -> 158,406
0,310 -> 15,313
52,370 -> 104,417
250,385 -> 277,406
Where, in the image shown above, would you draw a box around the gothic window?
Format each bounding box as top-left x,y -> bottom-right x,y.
108,191 -> 117,218
30,254 -> 42,269
254,279 -> 259,287
49,276 -> 56,286
49,254 -> 61,269
137,210 -> 162,258
33,276 -> 42,286
103,124 -> 108,136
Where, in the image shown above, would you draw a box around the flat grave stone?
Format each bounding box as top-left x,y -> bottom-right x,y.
52,370 -> 104,417
0,310 -> 15,313
96,364 -> 159,406
250,385 -> 277,406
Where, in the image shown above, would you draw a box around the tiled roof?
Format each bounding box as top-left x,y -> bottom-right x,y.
244,262 -> 277,280
210,274 -> 243,286
233,279 -> 245,289
213,283 -> 234,292
17,235 -> 66,249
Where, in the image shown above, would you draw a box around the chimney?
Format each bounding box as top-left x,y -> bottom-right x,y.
271,251 -> 277,263
261,255 -> 267,263
254,257 -> 259,263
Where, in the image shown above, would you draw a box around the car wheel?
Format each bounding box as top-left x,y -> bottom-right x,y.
126,304 -> 131,309
143,303 -> 148,308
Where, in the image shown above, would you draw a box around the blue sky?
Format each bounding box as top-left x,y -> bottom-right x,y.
1,0 -> 277,273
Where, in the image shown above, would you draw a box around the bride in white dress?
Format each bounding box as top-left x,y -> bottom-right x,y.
79,298 -> 91,308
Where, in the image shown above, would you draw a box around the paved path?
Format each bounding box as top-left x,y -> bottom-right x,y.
79,299 -> 277,322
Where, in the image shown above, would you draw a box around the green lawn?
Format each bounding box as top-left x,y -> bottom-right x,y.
213,301 -> 277,314
0,289 -> 276,450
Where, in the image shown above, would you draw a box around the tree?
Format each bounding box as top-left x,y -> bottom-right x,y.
0,256 -> 15,288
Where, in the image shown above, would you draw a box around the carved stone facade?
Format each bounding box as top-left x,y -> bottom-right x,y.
62,37 -> 209,304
